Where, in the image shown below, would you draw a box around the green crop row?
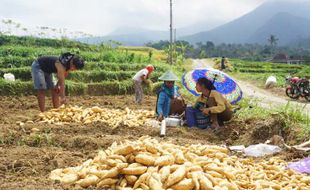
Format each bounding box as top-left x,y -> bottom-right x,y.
84,62 -> 169,72
229,59 -> 310,89
0,79 -> 157,96
231,59 -> 307,68
0,44 -> 153,68
233,64 -> 303,70
0,67 -> 165,83
68,70 -> 163,82
0,56 -> 36,68
0,67 -> 32,81
236,68 -> 300,74
0,35 -> 94,50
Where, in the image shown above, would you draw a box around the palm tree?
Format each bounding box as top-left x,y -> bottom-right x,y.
268,35 -> 279,47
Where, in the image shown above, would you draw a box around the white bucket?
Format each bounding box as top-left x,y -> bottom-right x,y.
3,73 -> 15,81
165,118 -> 181,127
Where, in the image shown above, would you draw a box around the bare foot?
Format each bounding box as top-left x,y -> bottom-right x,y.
211,122 -> 220,129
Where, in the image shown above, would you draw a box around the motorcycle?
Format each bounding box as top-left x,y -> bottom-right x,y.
285,76 -> 310,102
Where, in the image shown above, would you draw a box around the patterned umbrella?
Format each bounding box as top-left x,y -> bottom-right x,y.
182,68 -> 243,104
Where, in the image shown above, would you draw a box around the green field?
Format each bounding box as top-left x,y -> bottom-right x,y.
0,35 -> 190,96
228,59 -> 310,88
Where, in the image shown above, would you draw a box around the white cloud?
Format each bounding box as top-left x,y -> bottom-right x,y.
0,0 -> 266,36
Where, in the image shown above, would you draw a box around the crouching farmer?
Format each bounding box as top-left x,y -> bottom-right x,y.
31,52 -> 84,112
195,77 -> 233,128
156,71 -> 184,121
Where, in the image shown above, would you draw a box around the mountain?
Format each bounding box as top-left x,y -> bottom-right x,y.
182,0 -> 310,45
78,21 -> 219,46
248,12 -> 310,45
78,27 -> 168,46
176,21 -> 221,37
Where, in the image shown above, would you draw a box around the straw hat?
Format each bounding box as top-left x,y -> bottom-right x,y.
158,70 -> 179,81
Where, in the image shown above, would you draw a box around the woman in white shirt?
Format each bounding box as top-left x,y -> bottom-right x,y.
132,65 -> 154,104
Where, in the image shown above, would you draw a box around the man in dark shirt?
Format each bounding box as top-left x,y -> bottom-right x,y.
31,53 -> 84,112
221,56 -> 226,70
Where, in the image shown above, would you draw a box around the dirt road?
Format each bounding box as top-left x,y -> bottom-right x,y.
192,59 -> 310,116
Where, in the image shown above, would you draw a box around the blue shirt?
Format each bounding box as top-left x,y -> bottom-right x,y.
156,85 -> 179,118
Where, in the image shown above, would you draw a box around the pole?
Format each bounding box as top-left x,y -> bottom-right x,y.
174,29 -> 176,43
169,0 -> 173,65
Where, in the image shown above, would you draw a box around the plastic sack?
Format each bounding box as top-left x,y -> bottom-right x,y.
244,144 -> 282,157
265,76 -> 277,89
185,106 -> 210,129
3,73 -> 15,81
288,157 -> 310,174
145,119 -> 160,128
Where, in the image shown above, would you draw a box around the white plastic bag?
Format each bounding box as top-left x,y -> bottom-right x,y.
229,145 -> 245,152
160,119 -> 166,137
3,73 -> 15,81
145,119 -> 160,128
265,76 -> 277,89
244,144 -> 282,157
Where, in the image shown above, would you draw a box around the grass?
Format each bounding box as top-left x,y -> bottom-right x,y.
184,59 -> 309,142
118,46 -> 167,61
231,72 -> 287,87
235,97 -> 310,141
228,59 -> 310,88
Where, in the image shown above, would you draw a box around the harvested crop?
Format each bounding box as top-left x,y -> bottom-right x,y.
50,137 -> 310,190
36,105 -> 154,128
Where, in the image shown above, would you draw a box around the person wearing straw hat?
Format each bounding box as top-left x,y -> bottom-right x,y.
156,71 -> 184,121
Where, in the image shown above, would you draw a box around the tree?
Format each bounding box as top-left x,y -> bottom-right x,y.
268,35 -> 279,47
206,41 -> 215,50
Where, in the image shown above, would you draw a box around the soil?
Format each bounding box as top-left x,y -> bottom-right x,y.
0,95 -> 309,189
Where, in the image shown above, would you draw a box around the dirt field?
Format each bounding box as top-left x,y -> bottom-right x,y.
0,95 -> 308,189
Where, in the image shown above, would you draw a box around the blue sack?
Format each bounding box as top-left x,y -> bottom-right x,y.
185,106 -> 196,128
185,106 -> 211,129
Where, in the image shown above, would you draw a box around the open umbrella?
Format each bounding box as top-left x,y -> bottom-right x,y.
182,68 -> 243,104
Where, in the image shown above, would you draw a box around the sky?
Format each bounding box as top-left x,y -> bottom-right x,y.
0,0 -> 267,36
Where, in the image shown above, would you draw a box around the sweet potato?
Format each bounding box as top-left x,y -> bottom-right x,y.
171,178 -> 194,190
133,173 -> 151,189
125,175 -> 138,185
97,178 -> 118,188
199,174 -> 213,190
159,166 -> 171,183
76,175 -> 99,187
165,165 -> 186,188
155,155 -> 175,167
135,154 -> 156,166
149,176 -> 164,190
61,173 -> 79,184
102,167 -> 119,178
115,145 -> 135,155
121,166 -> 148,175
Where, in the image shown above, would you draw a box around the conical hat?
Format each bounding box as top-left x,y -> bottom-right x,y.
158,70 -> 179,81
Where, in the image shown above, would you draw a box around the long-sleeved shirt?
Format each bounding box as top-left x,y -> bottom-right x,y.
156,85 -> 179,117
195,90 -> 232,114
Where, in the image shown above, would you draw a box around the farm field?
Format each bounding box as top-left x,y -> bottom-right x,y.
228,59 -> 310,88
0,36 -> 185,97
1,95 -> 309,189
0,35 -> 309,189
